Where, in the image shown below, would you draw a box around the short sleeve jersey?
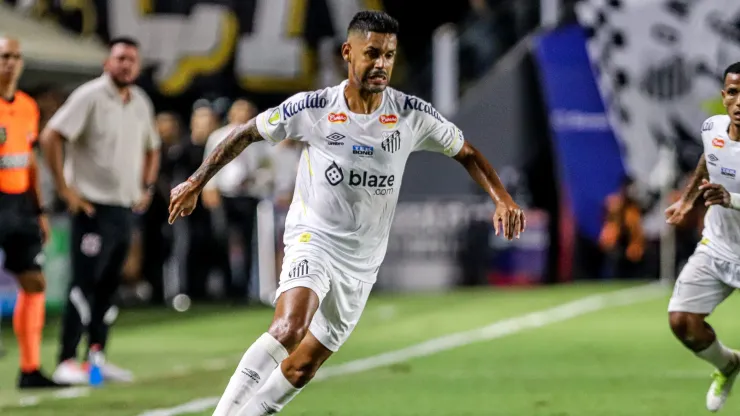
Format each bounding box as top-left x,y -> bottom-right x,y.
699,114 -> 740,264
0,91 -> 39,194
255,80 -> 465,282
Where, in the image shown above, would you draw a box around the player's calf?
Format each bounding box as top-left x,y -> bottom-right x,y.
670,312 -> 740,412
236,332 -> 333,416
213,288 -> 320,416
669,312 -> 717,352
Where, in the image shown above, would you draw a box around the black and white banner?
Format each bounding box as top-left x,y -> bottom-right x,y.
576,0 -> 740,186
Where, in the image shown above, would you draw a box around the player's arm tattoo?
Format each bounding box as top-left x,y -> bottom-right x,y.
187,118 -> 264,189
679,153 -> 709,205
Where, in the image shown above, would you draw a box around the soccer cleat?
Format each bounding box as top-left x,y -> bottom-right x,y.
99,361 -> 135,383
52,360 -> 89,385
18,369 -> 70,389
707,358 -> 740,412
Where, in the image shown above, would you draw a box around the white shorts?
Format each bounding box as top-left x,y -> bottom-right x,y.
668,248 -> 738,315
274,246 -> 374,352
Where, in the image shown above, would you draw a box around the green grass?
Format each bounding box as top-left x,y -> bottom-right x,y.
1,281 -> 738,415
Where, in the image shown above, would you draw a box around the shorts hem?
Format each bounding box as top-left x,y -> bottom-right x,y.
308,323 -> 340,352
667,302 -> 715,315
273,279 -> 325,306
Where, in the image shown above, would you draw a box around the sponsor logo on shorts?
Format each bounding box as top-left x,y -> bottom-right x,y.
721,167 -> 736,179
713,138 -> 725,148
328,112 -> 348,123
298,232 -> 311,243
288,259 -> 309,278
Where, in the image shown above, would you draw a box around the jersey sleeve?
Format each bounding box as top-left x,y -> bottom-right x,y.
255,92 -> 313,145
409,99 -> 465,157
46,88 -> 92,143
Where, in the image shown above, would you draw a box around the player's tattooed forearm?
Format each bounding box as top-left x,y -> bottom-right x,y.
188,120 -> 263,187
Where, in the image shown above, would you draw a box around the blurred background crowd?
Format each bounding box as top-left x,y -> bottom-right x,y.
0,0 -> 722,315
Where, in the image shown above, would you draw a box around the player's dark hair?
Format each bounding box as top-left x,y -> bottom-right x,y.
347,11 -> 399,36
108,36 -> 139,50
723,62 -> 740,83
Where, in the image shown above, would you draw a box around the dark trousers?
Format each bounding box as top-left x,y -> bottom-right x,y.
141,193 -> 171,304
223,196 -> 259,300
59,204 -> 133,363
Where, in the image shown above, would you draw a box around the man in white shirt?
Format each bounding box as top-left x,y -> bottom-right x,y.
169,11 -> 525,416
203,99 -> 271,301
666,62 -> 740,412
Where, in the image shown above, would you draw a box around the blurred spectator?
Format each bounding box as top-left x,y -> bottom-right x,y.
269,139 -> 303,277
599,177 -> 646,279
203,99 -> 270,303
458,0 -> 514,83
138,112 -> 184,304
182,103 -> 228,301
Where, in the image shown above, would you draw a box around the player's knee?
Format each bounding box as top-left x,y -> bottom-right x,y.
16,271 -> 46,293
268,319 -> 309,352
669,311 -> 709,349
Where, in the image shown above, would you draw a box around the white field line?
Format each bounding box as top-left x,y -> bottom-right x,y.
137,283 -> 665,416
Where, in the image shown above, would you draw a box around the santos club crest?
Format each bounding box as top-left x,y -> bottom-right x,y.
381,130 -> 401,153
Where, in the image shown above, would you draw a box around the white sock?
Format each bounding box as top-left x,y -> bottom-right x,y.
213,333 -> 289,416
697,340 -> 738,375
236,366 -> 302,416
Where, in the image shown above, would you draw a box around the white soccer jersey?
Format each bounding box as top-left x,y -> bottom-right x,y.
255,80 -> 465,282
699,115 -> 740,264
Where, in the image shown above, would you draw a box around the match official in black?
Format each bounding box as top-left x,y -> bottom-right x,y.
39,37 -> 160,385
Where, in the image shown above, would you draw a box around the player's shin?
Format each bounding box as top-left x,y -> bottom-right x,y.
234,366 -> 302,416
213,333 -> 289,416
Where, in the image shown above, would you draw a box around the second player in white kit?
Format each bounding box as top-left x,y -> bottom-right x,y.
169,11 -> 525,416
666,62 -> 740,413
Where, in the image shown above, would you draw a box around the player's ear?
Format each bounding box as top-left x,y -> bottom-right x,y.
341,42 -> 351,63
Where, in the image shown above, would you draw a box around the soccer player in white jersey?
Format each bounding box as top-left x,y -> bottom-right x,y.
169,11 -> 526,416
666,62 -> 740,413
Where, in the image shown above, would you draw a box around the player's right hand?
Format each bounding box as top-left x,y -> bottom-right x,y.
61,187 -> 95,217
168,179 -> 201,224
665,200 -> 692,225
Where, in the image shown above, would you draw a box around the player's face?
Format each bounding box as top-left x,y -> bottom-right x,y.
343,32 -> 397,93
722,73 -> 740,125
105,44 -> 141,87
0,38 -> 23,85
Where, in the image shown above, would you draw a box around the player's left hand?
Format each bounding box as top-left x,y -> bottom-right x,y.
699,179 -> 731,208
493,199 -> 526,240
38,214 -> 51,245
